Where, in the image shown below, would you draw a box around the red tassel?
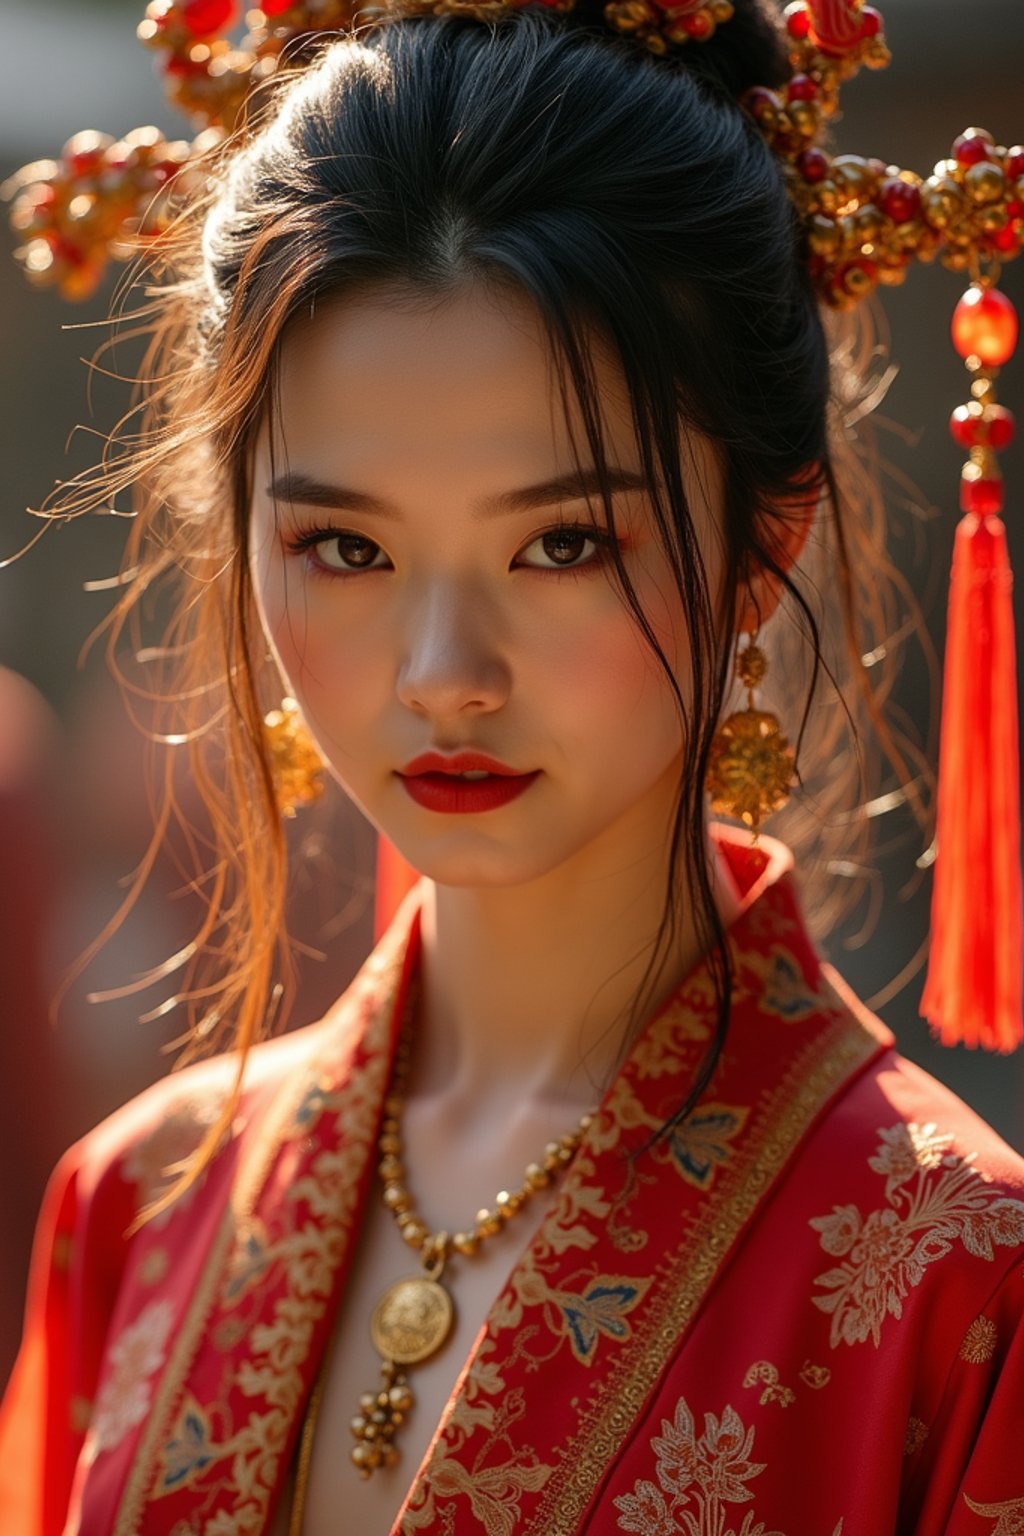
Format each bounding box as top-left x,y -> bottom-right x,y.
374,834 -> 421,941
920,511 -> 1023,1048
920,283 -> 1023,1049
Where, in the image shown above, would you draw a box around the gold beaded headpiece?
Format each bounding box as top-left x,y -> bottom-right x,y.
4,0 -> 1022,1053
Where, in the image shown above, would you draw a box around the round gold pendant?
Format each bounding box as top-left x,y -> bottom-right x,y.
370,1275 -> 455,1365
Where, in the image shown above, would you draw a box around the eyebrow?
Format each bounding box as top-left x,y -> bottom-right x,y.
266,466 -> 651,518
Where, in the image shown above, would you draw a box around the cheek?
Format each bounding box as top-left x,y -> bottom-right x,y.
249,543 -> 373,731
540,593 -> 686,754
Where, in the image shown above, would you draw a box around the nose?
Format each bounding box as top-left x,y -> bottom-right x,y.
395,579 -> 510,719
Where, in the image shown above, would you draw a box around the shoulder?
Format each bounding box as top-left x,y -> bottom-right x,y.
789,1029 -> 1024,1356
818,1036 -> 1024,1201
50,1014 -> 337,1249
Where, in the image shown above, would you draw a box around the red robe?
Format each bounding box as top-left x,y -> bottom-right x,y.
3,823 -> 1023,1535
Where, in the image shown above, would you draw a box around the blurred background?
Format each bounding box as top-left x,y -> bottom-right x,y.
1,0 -> 1023,1389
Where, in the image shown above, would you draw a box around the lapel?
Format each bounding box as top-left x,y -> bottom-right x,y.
102,899 -> 415,1535
105,825 -> 890,1535
394,826 -> 891,1534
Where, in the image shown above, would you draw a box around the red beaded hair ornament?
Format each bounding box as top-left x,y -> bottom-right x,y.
3,0 -> 1022,1051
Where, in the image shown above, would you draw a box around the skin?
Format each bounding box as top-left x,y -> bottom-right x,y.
248,279 -> 810,1126
250,279 -> 814,1534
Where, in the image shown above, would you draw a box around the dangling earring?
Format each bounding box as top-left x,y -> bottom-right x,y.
262,697 -> 326,818
705,629 -> 796,839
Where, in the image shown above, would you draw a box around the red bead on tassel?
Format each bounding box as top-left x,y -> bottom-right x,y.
920,283 -> 1023,1050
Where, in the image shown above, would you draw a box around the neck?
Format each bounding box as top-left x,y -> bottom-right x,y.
408,816 -> 746,1120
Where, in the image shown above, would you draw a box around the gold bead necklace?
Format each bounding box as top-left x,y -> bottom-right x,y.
350,987 -> 595,1477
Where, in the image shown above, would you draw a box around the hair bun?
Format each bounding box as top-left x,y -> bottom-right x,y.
566,0 -> 791,97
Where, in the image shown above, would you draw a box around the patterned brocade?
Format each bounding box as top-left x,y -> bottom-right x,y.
3,824 -> 1024,1536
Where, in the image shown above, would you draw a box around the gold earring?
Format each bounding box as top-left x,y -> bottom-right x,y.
262,697 -> 326,818
704,631 -> 796,838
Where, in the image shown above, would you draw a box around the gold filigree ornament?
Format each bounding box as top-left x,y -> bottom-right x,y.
704,632 -> 796,837
262,696 -> 326,817
5,1 -> 1024,314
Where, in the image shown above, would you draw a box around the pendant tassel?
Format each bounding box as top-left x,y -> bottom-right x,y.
920,281 -> 1023,1050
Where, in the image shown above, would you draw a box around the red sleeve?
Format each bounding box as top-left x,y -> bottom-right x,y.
0,1135 -> 132,1535
904,1258 -> 1024,1533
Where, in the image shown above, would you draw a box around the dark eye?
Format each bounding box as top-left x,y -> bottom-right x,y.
316,533 -> 387,572
521,526 -> 600,570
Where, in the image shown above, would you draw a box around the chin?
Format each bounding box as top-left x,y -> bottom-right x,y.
393,836 -> 573,891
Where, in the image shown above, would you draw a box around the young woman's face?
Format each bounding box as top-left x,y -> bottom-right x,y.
248,281 -> 728,886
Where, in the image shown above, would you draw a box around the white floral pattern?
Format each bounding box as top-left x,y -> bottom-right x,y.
613,1395 -> 783,1536
810,1123 -> 1024,1348
88,1299 -> 176,1457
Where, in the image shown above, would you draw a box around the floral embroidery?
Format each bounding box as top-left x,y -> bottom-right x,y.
560,1279 -> 648,1364
904,1417 -> 929,1457
751,947 -> 821,1026
963,1494 -> 1024,1534
158,1396 -> 217,1494
613,1394 -> 784,1535
665,1105 -> 749,1192
960,1316 -> 999,1364
221,1219 -> 271,1303
798,1362 -> 830,1390
88,1299 -> 175,1457
809,1122 -> 1024,1348
742,1362 -> 795,1408
401,1338 -> 556,1534
120,1096 -> 225,1225
138,1247 -> 170,1287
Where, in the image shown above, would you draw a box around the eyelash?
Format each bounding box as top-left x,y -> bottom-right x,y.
281,521 -> 622,580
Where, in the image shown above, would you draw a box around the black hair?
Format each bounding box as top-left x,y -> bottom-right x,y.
54,0 -> 932,1189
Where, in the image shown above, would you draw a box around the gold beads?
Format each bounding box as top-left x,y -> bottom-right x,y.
355,985 -> 600,1478
350,1362 -> 414,1478
375,1009 -> 596,1276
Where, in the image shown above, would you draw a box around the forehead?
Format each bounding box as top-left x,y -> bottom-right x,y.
265,280 -> 637,472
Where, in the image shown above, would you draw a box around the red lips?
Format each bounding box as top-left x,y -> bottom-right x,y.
397,751 -> 540,814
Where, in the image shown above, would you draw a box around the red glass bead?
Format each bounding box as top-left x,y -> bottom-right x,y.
992,227 -> 1023,257
879,178 -> 921,224
1006,146 -> 1024,181
784,3 -> 810,40
163,53 -> 207,75
953,129 -> 994,169
682,11 -> 713,37
262,0 -> 294,11
797,148 -> 830,185
181,0 -> 236,35
950,405 -> 983,450
961,472 -> 1004,518
947,404 -> 1014,451
49,235 -> 86,267
952,286 -> 1019,368
859,7 -> 883,37
787,74 -> 818,102
987,405 -> 1017,451
743,87 -> 779,126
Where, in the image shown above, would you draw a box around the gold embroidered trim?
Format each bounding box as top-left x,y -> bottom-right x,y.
113,949 -> 404,1533
525,1006 -> 881,1534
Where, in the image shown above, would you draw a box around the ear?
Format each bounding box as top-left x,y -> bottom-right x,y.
734,473 -> 820,634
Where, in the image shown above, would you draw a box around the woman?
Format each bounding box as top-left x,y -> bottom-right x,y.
2,2 -> 1023,1532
